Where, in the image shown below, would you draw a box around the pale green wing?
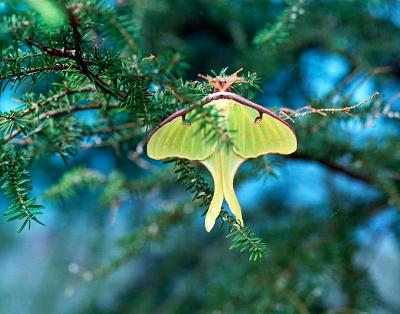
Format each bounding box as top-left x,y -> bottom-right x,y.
200,145 -> 245,232
227,103 -> 297,159
147,113 -> 216,160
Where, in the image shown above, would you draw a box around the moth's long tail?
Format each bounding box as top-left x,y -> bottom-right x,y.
201,147 -> 244,232
223,173 -> 243,227
221,148 -> 244,227
204,168 -> 224,232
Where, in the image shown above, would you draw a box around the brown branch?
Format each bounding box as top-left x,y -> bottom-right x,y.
290,152 -> 373,183
80,132 -> 136,150
64,4 -> 123,99
127,137 -> 157,171
29,102 -> 120,120
19,3 -> 123,100
82,122 -> 138,136
25,38 -> 76,59
331,66 -> 392,102
0,51 -> 43,62
11,121 -> 137,147
0,63 -> 78,80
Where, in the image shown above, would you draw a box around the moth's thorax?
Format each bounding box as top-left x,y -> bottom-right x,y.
207,99 -> 234,117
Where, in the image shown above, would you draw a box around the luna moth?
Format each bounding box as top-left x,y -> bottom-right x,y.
147,87 -> 297,232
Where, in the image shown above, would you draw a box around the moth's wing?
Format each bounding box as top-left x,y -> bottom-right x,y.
227,103 -> 297,159
147,111 -> 217,160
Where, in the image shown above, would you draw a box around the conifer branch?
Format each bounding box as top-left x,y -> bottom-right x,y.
0,151 -> 44,232
2,102 -> 120,143
76,3 -> 139,53
43,167 -> 106,201
220,211 -> 268,261
0,63 -> 78,81
253,0 -> 306,46
21,85 -> 96,117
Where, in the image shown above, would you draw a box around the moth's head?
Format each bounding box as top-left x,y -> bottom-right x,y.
198,68 -> 244,93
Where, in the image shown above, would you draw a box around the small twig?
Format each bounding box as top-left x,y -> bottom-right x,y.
279,92 -> 379,120
22,85 -> 96,116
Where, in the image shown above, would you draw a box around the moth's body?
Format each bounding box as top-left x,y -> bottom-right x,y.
147,92 -> 297,231
212,98 -> 234,115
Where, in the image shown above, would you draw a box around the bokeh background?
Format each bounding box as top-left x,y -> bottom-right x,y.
1,0 -> 400,313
